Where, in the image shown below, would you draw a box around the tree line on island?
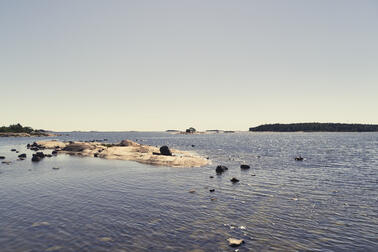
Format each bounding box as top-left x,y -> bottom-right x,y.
249,123 -> 378,132
0,123 -> 52,137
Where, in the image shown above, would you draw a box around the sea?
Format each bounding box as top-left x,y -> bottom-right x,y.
0,132 -> 377,252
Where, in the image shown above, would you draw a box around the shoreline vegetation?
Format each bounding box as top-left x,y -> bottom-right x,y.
0,123 -> 57,137
35,140 -> 210,168
249,123 -> 378,132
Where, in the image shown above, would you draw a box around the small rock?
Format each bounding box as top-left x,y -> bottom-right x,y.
210,197 -> 217,201
36,152 -> 45,158
189,189 -> 196,193
52,167 -> 59,170
0,156 -> 5,159
295,156 -> 304,161
209,189 -> 215,192
230,177 -> 239,183
52,150 -> 58,155
227,238 -> 244,247
18,153 -> 27,158
160,146 -> 172,156
191,144 -> 195,147
209,176 -> 214,178
240,164 -> 250,169
2,161 -> 11,165
216,165 -> 228,174
11,149 -> 16,152
251,174 -> 256,176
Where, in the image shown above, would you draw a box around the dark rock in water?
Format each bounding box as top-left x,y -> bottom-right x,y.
209,189 -> 215,192
11,149 -> 16,152
240,164 -> 250,169
30,147 -> 39,151
216,165 -> 228,174
27,144 -> 31,148
295,156 -> 304,161
94,153 -> 99,157
16,151 -> 19,153
191,144 -> 195,147
18,153 -> 27,158
31,155 -> 41,162
36,152 -> 45,158
2,161 -> 11,165
160,146 -> 172,156
52,150 -> 58,155
0,156 -> 5,159
230,177 -> 239,183
209,176 -> 214,178
52,167 -> 59,170
45,154 -> 52,158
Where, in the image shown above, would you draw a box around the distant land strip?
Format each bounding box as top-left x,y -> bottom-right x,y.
249,123 -> 378,132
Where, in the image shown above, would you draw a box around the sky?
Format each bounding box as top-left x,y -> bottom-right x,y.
1,0 -> 377,131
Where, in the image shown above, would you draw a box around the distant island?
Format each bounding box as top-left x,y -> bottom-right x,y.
249,123 -> 378,132
0,123 -> 56,137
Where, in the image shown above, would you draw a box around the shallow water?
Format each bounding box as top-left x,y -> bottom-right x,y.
0,132 -> 377,251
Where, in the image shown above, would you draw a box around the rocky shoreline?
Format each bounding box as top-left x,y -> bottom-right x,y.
0,132 -> 57,137
34,139 -> 210,168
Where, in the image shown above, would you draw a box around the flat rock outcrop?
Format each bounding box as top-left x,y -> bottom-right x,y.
36,140 -> 210,168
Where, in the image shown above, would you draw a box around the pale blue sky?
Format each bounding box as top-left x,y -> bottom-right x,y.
1,0 -> 377,131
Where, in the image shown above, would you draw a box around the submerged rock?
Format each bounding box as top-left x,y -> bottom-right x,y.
2,161 -> 11,165
216,165 -> 228,174
0,156 -> 5,159
227,238 -> 244,247
295,156 -> 304,161
11,149 -> 16,152
160,146 -> 172,156
209,189 -> 215,192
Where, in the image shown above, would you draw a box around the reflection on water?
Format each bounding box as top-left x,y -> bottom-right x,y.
0,132 -> 377,251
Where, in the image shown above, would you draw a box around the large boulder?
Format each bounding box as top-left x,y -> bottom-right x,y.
160,146 -> 172,156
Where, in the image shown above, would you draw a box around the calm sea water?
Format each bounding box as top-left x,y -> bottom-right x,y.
0,132 -> 377,252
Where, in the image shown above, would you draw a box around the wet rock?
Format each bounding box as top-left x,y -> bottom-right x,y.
94,153 -> 99,157
230,177 -> 239,183
52,150 -> 58,155
0,156 -> 5,159
209,176 -> 214,178
160,146 -> 172,156
191,144 -> 195,147
11,149 -> 16,152
2,161 -> 11,165
32,155 -> 42,162
209,189 -> 215,192
227,238 -> 244,247
251,174 -> 256,176
210,197 -> 217,201
45,154 -> 52,158
36,152 -> 45,158
240,164 -> 250,169
18,153 -> 27,158
216,165 -> 228,174
295,156 -> 304,161
52,167 -> 59,170
189,189 -> 196,193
